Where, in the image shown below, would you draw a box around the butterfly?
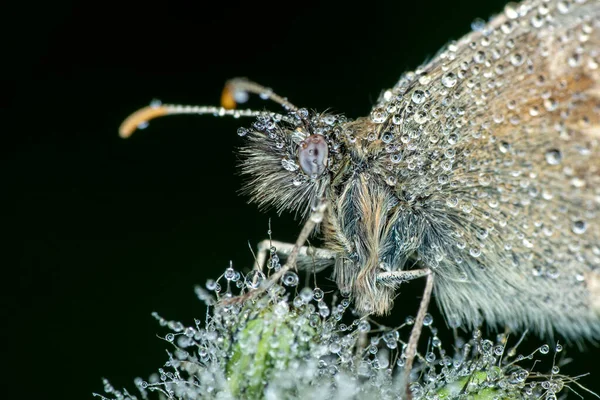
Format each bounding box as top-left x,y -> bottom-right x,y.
120,0 -> 600,347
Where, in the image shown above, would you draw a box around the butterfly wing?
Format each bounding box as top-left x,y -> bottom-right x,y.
369,0 -> 600,339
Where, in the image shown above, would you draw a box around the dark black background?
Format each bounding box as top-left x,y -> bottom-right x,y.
4,0 -> 600,398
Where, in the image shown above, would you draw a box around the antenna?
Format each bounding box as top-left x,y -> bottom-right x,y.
119,78 -> 298,139
221,78 -> 298,112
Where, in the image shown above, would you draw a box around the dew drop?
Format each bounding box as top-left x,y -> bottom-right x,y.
358,320 -> 371,332
293,296 -> 304,308
543,98 -> 558,111
510,53 -> 524,66
418,75 -> 431,85
448,314 -> 462,328
441,72 -> 457,88
545,149 -> 562,165
425,351 -> 436,363
539,344 -> 550,354
411,90 -> 426,104
414,110 -> 429,124
382,132 -> 394,143
300,287 -> 313,302
323,115 -> 336,125
206,279 -> 217,291
319,306 -> 330,317
390,153 -> 402,164
313,287 -> 324,301
504,2 -> 519,19
446,197 -> 458,208
281,158 -> 299,172
478,175 -> 491,186
546,266 -> 560,279
274,300 -> 289,316
555,344 -> 563,352
470,18 -> 485,32
529,106 -> 540,116
568,53 -> 581,67
469,247 -> 481,258
499,141 -> 511,153
282,271 -> 299,286
329,342 -> 342,353
371,107 -> 388,123
224,267 -> 235,281
298,108 -> 309,119
530,13 -> 544,28
473,50 -> 486,64
423,313 -> 433,326
557,1 -> 570,14
572,220 -> 587,235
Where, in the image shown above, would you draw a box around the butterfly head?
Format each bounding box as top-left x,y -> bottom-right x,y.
238,109 -> 352,219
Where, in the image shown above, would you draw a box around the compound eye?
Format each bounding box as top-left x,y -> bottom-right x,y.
298,134 -> 328,178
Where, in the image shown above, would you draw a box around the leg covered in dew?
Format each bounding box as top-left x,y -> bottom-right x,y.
400,271 -> 435,387
254,239 -> 336,274
224,202 -> 329,305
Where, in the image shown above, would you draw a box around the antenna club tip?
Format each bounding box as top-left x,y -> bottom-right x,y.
221,84 -> 237,110
118,127 -> 134,139
118,105 -> 169,139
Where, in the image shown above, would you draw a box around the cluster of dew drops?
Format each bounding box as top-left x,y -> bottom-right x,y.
95,255 -> 577,400
368,0 -> 598,192
362,0 -> 600,284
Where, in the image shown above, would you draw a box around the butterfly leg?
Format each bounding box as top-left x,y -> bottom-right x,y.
254,239 -> 336,273
377,269 -> 434,385
224,203 -> 329,306
376,269 -> 431,288
406,271 -> 434,385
